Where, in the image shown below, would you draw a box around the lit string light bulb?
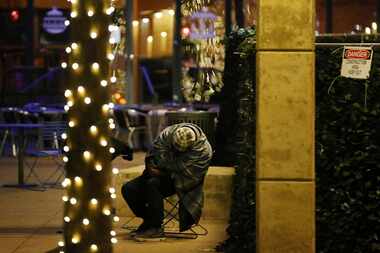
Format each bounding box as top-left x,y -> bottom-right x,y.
83,151 -> 92,160
113,216 -> 120,222
84,97 -> 92,104
64,89 -> 73,98
110,76 -> 117,83
112,167 -> 119,175
92,62 -> 100,71
70,197 -> 78,205
111,237 -> 118,244
100,138 -> 108,147
87,9 -> 94,17
68,120 -> 76,127
64,216 -> 71,222
71,42 -> 78,50
90,198 -> 98,205
62,178 -> 71,187
90,31 -> 98,39
72,63 -> 79,70
93,160 -> 102,171
100,80 -> 108,87
109,147 -> 116,154
90,125 -> 98,135
82,218 -> 90,226
61,62 -> 68,69
77,86 -> 85,95
90,244 -> 98,251
110,230 -> 116,236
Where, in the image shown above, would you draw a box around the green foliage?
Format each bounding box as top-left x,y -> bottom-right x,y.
217,32 -> 380,252
316,38 -> 380,253
216,27 -> 256,253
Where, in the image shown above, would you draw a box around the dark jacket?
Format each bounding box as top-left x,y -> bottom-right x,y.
146,123 -> 212,231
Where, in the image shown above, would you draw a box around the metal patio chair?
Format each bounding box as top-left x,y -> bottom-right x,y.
25,121 -> 66,187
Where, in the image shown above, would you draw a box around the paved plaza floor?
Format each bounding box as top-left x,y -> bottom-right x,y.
0,153 -> 227,253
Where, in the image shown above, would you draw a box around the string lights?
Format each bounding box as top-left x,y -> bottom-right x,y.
59,1 -> 116,252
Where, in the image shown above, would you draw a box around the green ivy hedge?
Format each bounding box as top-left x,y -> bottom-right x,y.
216,31 -> 380,252
316,36 -> 380,253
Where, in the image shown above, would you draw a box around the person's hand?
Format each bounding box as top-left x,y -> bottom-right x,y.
147,167 -> 161,177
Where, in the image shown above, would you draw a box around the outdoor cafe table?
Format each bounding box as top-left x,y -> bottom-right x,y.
0,123 -> 43,188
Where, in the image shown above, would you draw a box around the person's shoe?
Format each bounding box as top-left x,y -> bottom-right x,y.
134,227 -> 165,242
128,222 -> 149,237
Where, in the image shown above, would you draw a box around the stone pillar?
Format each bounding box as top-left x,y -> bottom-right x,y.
256,1 -> 315,253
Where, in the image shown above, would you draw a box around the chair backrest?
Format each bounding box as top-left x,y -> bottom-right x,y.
41,121 -> 66,149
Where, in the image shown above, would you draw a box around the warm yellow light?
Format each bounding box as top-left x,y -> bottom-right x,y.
90,198 -> 98,205
110,230 -> 116,236
108,118 -> 114,124
70,11 -> 78,18
83,151 -> 91,160
372,22 -> 378,31
74,176 -> 82,185
109,123 -> 116,129
147,36 -> 153,43
168,9 -> 175,16
64,216 -> 71,222
109,187 -> 116,194
64,89 -> 72,97
100,80 -> 108,87
161,32 -> 168,38
142,18 -> 149,24
70,197 -> 77,205
71,43 -> 78,50
61,133 -> 67,139
92,62 -> 100,71
108,25 -> 116,32
103,208 -> 111,216
62,178 -> 71,187
111,193 -> 117,199
64,105 -> 69,111
106,7 -> 115,15
84,97 -> 92,104
64,20 -> 70,26
82,218 -> 90,225
63,156 -> 69,162
67,101 -> 74,107
132,20 -> 139,26
72,63 -> 79,70
107,53 -> 115,61
90,125 -> 98,135
62,195 -> 69,202
111,237 -> 118,244
109,147 -> 116,154
63,146 -> 69,152
65,47 -> 72,53
110,76 -> 117,83
112,168 -> 119,175
129,54 -> 135,59
61,62 -> 68,69
90,31 -> 98,39
68,121 -> 76,127
109,37 -> 116,44
87,9 -> 94,17
113,216 -> 120,222
58,241 -> 65,247
154,12 -> 163,19
77,85 -> 85,95
90,244 -> 98,251
100,138 -> 108,147
95,163 -> 103,171
365,27 -> 371,34
71,235 -> 80,244
102,104 -> 110,112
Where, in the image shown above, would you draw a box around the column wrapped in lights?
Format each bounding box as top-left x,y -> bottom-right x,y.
62,1 -> 115,252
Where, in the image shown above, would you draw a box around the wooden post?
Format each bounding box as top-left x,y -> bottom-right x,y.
61,1 -> 114,252
256,0 -> 315,252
